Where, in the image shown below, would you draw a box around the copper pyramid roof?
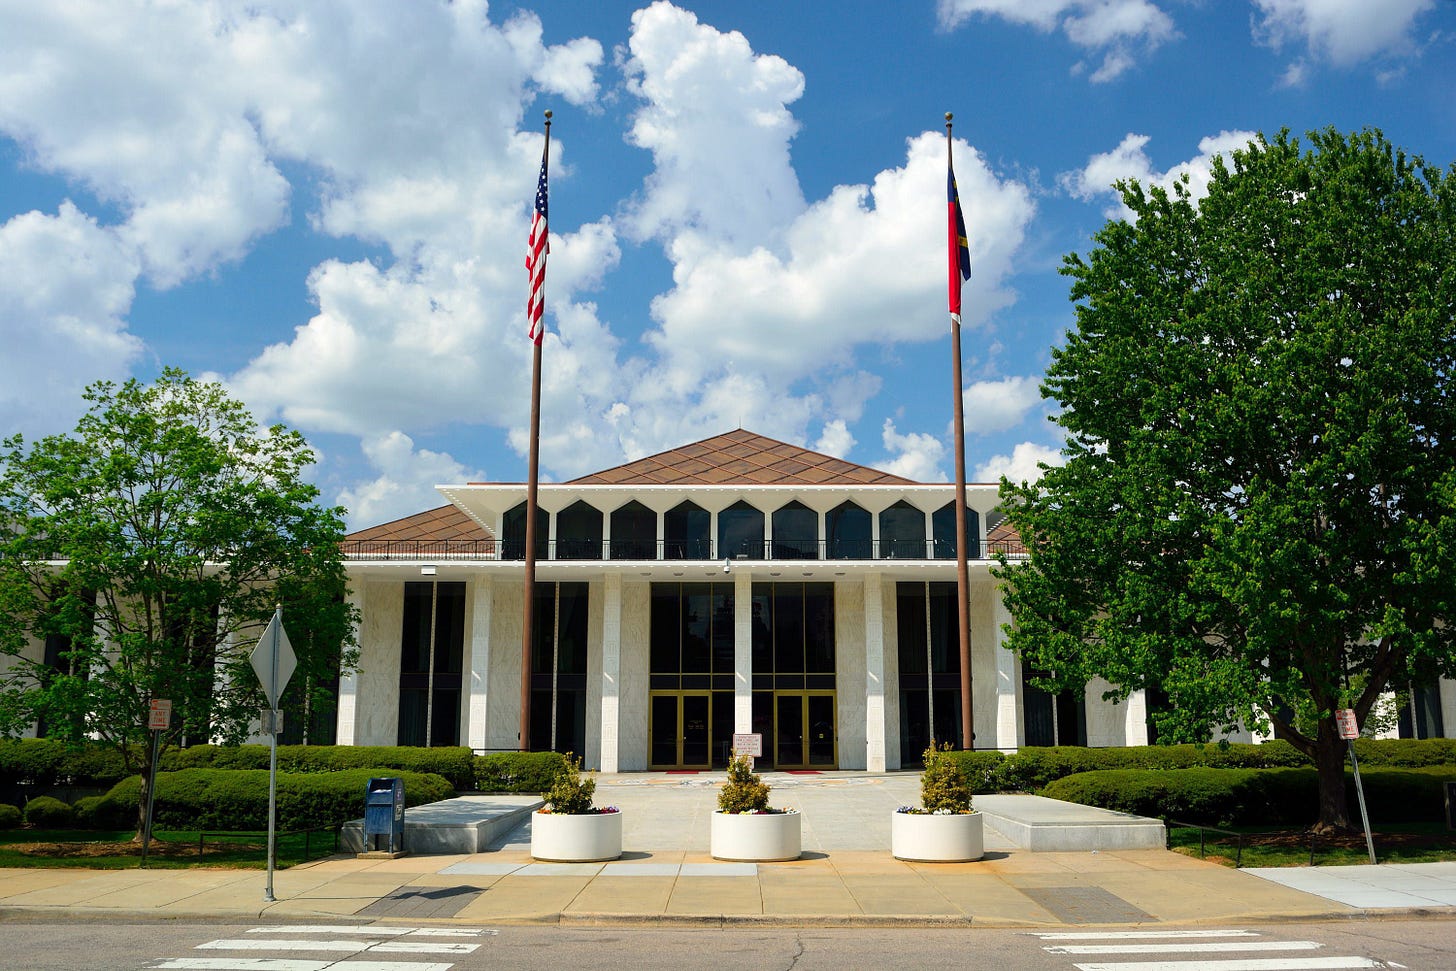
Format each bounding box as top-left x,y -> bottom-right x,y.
345,504 -> 492,542
566,428 -> 918,487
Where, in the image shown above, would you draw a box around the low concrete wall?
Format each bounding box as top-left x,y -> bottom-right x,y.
341,795 -> 543,855
975,793 -> 1166,851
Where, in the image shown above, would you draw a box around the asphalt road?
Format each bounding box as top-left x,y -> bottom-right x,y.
1,915 -> 1454,970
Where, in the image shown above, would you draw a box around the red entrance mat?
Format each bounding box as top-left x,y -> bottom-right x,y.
785,770 -> 821,774
665,770 -> 699,774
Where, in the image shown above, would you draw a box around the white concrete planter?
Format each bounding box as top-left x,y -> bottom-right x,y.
530,809 -> 623,862
891,811 -> 984,862
710,810 -> 802,862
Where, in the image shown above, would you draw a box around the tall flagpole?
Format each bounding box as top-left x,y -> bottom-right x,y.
521,109 -> 552,751
947,112 -> 975,751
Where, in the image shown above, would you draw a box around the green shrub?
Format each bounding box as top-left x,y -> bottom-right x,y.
24,795 -> 76,828
72,794 -> 132,830
718,754 -> 771,813
0,804 -> 22,829
159,744 -> 476,790
101,768 -> 453,831
1042,765 -> 1456,827
920,744 -> 973,813
475,752 -> 568,793
943,750 -> 1006,793
541,753 -> 596,814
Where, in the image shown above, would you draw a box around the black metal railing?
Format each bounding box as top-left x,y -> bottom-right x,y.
345,537 -> 1027,563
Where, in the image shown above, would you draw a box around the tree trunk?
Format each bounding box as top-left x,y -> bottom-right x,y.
132,755 -> 153,843
1312,729 -> 1354,834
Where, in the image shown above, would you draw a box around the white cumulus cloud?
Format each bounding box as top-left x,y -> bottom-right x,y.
881,419 -> 947,482
338,431 -> 484,529
938,0 -> 1177,82
1059,130 -> 1258,218
1252,0 -> 1436,69
975,441 -> 1063,485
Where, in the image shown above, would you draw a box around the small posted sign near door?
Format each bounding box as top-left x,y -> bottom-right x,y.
732,732 -> 762,769
1335,708 -> 1359,740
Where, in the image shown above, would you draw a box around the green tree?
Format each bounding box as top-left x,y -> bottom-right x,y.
0,369 -> 358,837
996,129 -> 1456,832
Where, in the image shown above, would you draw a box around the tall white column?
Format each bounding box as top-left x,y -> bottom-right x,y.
335,585 -> 365,746
735,568 -> 753,734
863,573 -> 886,772
993,593 -> 1020,750
1122,688 -> 1150,746
467,577 -> 492,751
600,572 -> 622,772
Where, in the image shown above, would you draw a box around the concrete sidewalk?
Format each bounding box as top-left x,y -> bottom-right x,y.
0,772 -> 1452,928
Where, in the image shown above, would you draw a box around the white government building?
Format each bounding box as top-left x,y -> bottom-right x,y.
336,429 -> 1456,771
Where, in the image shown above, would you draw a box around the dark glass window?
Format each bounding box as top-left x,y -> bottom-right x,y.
557,500 -> 603,560
719,500 -> 765,560
610,500 -> 657,560
398,581 -> 466,746
527,581 -> 590,754
665,500 -> 711,559
879,500 -> 926,559
502,501 -> 548,560
771,501 -> 818,559
1023,667 -> 1087,747
752,582 -> 835,675
649,583 -> 736,681
932,501 -> 981,559
896,581 -> 963,761
826,501 -> 871,559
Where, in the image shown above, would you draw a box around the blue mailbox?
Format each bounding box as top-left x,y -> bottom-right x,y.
364,777 -> 404,853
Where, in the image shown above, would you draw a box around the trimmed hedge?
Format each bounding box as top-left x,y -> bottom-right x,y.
982,742 -> 1311,793
0,739 -> 130,791
0,804 -> 22,829
161,745 -> 475,791
942,750 -> 1008,793
72,793 -> 132,830
1042,765 -> 1456,827
23,795 -> 75,828
95,768 -> 454,831
475,752 -> 568,793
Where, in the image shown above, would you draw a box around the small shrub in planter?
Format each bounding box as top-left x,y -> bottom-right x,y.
0,803 -> 22,829
718,755 -> 787,814
24,795 -> 76,828
892,745 -> 984,863
532,753 -> 620,863
540,753 -> 616,816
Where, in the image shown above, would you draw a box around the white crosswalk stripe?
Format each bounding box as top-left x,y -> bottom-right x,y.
146,923 -> 499,971
1031,928 -> 1399,971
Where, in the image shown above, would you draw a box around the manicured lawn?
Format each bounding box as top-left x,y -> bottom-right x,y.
1169,822 -> 1456,868
0,828 -> 339,869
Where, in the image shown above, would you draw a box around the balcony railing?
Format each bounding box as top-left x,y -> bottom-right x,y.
342,537 -> 1027,562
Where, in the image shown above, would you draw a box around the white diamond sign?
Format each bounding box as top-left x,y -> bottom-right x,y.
250,610 -> 297,709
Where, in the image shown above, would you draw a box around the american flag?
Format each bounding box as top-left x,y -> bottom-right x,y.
526,151 -> 549,344
947,162 -> 971,322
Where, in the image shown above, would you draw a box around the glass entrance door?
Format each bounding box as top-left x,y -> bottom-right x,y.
773,691 -> 836,769
649,691 -> 712,769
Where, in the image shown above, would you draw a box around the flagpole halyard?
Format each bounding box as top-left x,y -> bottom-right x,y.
522,109 -> 551,752
946,112 -> 975,751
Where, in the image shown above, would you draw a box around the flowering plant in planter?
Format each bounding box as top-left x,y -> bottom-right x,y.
533,752 -> 622,862
897,743 -> 976,815
891,744 -> 982,862
717,754 -> 796,814
539,753 -> 618,814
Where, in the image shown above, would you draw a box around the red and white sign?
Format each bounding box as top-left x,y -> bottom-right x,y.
148,698 -> 172,730
1335,708 -> 1359,740
732,733 -> 762,757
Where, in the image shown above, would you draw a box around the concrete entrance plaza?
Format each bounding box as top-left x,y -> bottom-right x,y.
1,772 -> 1455,926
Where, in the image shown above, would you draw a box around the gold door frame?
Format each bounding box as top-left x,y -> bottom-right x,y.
648,690 -> 712,770
772,690 -> 837,770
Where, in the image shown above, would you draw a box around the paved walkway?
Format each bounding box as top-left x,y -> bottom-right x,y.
0,772 -> 1453,927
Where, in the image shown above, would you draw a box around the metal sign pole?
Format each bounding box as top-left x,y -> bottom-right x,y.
1347,739 -> 1377,865
264,606 -> 280,903
139,727 -> 161,867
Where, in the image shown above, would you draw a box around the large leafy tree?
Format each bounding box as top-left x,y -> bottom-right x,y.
996,129 -> 1456,832
0,369 -> 358,836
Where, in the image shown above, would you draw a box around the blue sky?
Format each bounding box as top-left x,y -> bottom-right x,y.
1,0 -> 1452,528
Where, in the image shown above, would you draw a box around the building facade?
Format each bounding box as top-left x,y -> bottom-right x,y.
336,429 -> 1180,771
